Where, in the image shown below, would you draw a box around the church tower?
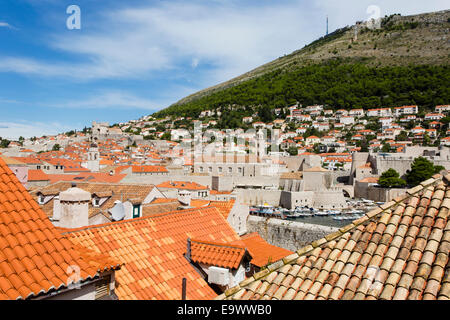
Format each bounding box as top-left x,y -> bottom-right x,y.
86,143 -> 100,172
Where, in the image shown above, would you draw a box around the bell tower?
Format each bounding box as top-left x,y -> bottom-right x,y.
86,142 -> 100,172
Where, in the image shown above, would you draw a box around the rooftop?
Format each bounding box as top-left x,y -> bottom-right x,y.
63,206 -> 241,300
218,174 -> 449,300
189,239 -> 248,270
0,157 -> 120,300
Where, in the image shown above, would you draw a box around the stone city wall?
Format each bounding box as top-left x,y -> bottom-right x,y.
246,215 -> 338,252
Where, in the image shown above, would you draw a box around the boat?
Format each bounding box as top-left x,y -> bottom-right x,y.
334,214 -> 363,221
297,212 -> 314,217
348,209 -> 364,215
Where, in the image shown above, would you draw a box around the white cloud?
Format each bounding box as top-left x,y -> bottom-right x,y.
191,58 -> 200,69
313,0 -> 450,30
0,121 -> 70,140
0,22 -> 15,29
0,1 -> 317,83
44,90 -> 167,110
0,0 -> 447,85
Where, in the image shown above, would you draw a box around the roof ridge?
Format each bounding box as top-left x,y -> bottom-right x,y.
190,238 -> 246,250
216,173 -> 444,300
61,206 -> 222,234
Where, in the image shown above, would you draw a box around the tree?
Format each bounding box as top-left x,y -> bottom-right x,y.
381,143 -> 391,153
287,146 -> 298,156
259,105 -> 274,123
396,131 -> 408,141
52,144 -> 61,151
161,132 -> 171,141
0,138 -> 10,148
378,168 -> 406,188
405,157 -> 444,186
360,140 -> 369,152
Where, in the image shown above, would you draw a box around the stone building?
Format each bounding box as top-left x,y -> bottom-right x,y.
31,182 -> 165,228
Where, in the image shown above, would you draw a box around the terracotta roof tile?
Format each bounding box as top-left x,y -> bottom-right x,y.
239,233 -> 293,268
64,206 -> 241,300
0,157 -> 120,300
220,175 -> 450,300
189,239 -> 248,269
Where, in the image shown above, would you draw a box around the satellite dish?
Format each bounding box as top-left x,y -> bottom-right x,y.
110,202 -> 125,221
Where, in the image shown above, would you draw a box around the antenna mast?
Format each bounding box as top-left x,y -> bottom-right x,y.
326,15 -> 329,35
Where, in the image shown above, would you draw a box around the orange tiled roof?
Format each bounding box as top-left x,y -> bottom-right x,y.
240,233 -> 293,268
64,206 -> 241,300
151,197 -> 178,204
209,190 -> 233,195
190,199 -> 211,207
190,239 -> 248,269
0,156 -> 26,166
219,174 -> 450,300
11,157 -> 41,165
359,177 -> 380,183
0,157 -> 120,300
157,181 -> 208,191
209,199 -> 235,219
132,165 -> 168,173
46,172 -> 126,184
27,169 -> 49,181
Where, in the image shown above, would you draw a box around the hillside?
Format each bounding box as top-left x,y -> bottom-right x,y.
154,10 -> 450,118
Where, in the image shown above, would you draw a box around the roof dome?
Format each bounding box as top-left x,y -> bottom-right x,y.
60,187 -> 91,202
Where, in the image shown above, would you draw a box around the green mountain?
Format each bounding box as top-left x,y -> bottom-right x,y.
153,10 -> 450,119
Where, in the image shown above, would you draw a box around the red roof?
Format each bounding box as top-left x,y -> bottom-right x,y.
239,233 -> 293,268
190,239 -> 248,269
27,169 -> 49,181
46,172 -> 126,184
157,181 -> 207,190
132,165 -> 168,173
0,157 -> 120,300
11,157 -> 41,165
64,206 -> 240,300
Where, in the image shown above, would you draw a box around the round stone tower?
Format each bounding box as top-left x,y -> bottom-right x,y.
59,185 -> 91,228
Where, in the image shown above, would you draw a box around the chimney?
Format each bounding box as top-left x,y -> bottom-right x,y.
59,187 -> 91,228
178,190 -> 191,207
186,238 -> 191,261
52,195 -> 61,222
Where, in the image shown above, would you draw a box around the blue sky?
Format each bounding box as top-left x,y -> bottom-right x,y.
0,0 -> 448,139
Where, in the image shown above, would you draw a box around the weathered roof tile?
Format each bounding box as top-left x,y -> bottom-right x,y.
221,175 -> 449,301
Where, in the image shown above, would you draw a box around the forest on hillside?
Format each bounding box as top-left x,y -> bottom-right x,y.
154,60 -> 450,118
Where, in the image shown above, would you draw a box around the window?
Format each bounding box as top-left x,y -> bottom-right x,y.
133,205 -> 141,218
37,166 -> 41,170
218,167 -> 223,173
228,167 -> 232,174
95,275 -> 111,300
38,195 -> 45,204
93,198 -> 100,207
199,167 -> 204,173
208,167 -> 212,173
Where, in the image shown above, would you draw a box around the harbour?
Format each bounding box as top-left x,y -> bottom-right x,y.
249,198 -> 379,228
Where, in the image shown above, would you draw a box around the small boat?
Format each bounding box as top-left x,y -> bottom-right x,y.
297,212 -> 314,217
315,210 -> 329,216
